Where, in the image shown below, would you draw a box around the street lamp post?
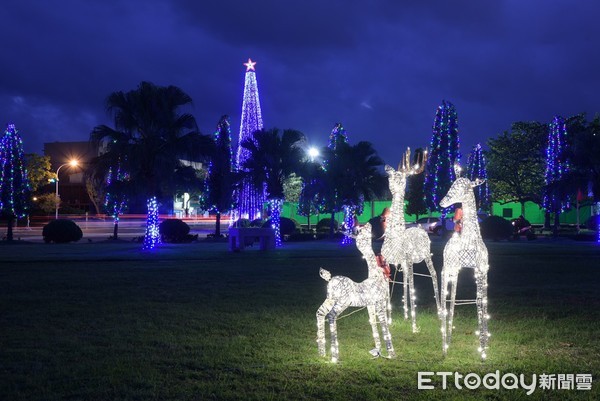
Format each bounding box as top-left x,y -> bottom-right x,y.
55,160 -> 79,219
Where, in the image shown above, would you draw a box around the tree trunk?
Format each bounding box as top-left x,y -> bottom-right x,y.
521,202 -> 526,219
113,220 -> 119,240
544,211 -> 551,230
307,212 -> 311,231
215,212 -> 221,237
329,211 -> 335,239
553,211 -> 560,237
6,214 -> 15,241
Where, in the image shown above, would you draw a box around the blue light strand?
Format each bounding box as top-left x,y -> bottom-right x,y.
543,116 -> 570,212
341,205 -> 355,245
270,198 -> 283,247
142,196 -> 160,250
0,123 -> 30,218
467,143 -> 491,212
235,60 -> 265,220
104,158 -> 128,226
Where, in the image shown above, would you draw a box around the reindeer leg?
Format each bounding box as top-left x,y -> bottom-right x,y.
440,265 -> 448,354
407,261 -> 418,333
401,263 -> 409,321
377,302 -> 396,358
367,305 -> 381,356
475,268 -> 490,359
328,303 -> 347,363
425,254 -> 440,314
316,299 -> 334,357
446,273 -> 459,351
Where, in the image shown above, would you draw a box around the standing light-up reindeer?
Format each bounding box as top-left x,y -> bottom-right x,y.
381,148 -> 440,333
439,170 -> 490,359
317,223 -> 395,363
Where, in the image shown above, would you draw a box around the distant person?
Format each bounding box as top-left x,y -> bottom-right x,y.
369,207 -> 390,240
453,205 -> 463,233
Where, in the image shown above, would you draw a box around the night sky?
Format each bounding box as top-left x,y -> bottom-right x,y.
2,0 -> 599,165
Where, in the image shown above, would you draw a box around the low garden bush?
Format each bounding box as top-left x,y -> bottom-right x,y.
480,215 -> 512,240
262,217 -> 299,236
316,218 -> 339,232
159,219 -> 193,243
42,219 -> 83,243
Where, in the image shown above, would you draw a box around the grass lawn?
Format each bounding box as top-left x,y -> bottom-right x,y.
1,238 -> 599,400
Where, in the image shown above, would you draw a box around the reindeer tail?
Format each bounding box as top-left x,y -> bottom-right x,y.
319,268 -> 332,282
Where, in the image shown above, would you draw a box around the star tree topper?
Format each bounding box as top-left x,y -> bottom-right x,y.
244,58 -> 256,71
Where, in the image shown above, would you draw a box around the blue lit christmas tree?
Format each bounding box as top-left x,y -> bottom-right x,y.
205,115 -> 235,236
467,143 -> 491,212
326,123 -> 355,245
0,123 -> 30,241
424,100 -> 461,217
235,58 -> 265,220
543,116 -> 570,233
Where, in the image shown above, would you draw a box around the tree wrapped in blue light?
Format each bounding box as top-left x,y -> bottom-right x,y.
543,116 -> 570,213
424,100 -> 461,216
204,115 -> 236,236
270,198 -> 283,247
467,143 -> 491,212
142,196 -> 160,250
328,122 -> 348,150
104,158 -> 128,239
235,59 -> 265,220
0,123 -> 30,241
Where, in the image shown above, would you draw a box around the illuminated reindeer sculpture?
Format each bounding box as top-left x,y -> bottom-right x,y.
317,223 -> 395,363
381,148 -> 440,333
439,171 -> 490,359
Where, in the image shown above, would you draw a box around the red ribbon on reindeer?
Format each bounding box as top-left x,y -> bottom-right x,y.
376,254 -> 391,281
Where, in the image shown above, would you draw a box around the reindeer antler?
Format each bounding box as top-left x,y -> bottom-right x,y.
398,147 -> 427,175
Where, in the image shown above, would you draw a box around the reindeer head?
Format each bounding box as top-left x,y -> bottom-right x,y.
385,148 -> 427,196
440,177 -> 485,208
355,222 -> 373,257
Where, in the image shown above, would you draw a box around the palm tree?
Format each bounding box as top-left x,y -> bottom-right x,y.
240,128 -> 306,246
90,81 -> 213,249
318,141 -> 387,238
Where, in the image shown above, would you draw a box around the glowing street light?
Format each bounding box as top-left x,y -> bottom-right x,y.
308,147 -> 320,162
55,159 -> 79,219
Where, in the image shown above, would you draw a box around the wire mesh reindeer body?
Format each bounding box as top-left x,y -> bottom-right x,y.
439,176 -> 490,359
316,223 -> 395,363
381,149 -> 440,333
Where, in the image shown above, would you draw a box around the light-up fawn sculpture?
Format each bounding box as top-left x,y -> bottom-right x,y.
381,148 -> 440,333
317,223 -> 395,363
439,172 -> 490,359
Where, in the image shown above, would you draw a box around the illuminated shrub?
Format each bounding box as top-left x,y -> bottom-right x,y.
42,219 -> 83,243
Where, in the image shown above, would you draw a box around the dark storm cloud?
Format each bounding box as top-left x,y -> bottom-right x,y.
1,0 -> 599,166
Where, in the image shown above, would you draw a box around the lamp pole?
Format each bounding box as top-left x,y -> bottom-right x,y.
55,160 -> 78,219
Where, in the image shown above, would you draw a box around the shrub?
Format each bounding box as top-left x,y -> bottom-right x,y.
42,219 -> 83,243
159,219 -> 191,243
586,215 -> 600,231
262,217 -> 299,236
250,219 -> 266,228
316,218 -> 339,232
480,216 -> 512,240
233,218 -> 251,228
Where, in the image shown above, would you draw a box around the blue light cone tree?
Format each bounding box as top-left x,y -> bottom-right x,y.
204,115 -> 236,237
235,59 -> 265,221
467,143 -> 491,213
543,116 -> 571,234
0,123 -> 30,241
424,100 -> 461,228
